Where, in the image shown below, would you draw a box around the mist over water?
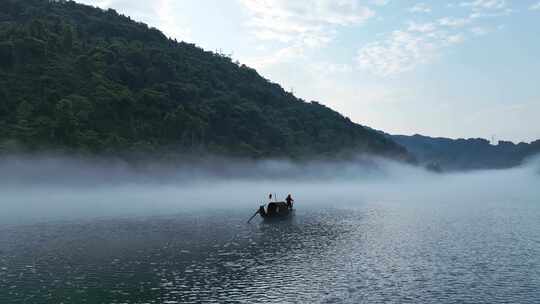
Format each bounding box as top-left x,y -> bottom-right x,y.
0,154 -> 538,225
1,155 -> 540,303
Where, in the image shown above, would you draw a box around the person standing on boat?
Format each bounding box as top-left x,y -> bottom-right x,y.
286,194 -> 294,209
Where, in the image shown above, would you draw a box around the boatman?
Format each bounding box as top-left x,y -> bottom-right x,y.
285,194 -> 294,209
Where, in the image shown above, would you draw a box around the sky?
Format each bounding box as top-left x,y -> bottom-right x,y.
76,0 -> 540,143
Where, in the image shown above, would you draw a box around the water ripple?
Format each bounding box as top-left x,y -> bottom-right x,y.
1,203 -> 540,303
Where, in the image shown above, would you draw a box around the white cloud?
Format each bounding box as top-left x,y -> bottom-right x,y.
155,0 -> 192,41
446,34 -> 465,44
470,26 -> 490,35
237,0 -> 380,69
371,0 -> 390,6
244,44 -> 305,69
356,30 -> 439,76
438,17 -> 472,27
356,0 -> 514,77
530,2 -> 540,10
460,0 -> 513,18
460,0 -> 507,11
409,3 -> 432,13
76,0 -> 191,41
407,22 -> 437,33
238,0 -> 375,49
356,20 -> 470,77
309,62 -> 353,75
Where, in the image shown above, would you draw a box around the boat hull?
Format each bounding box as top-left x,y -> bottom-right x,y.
251,201 -> 295,223
261,209 -> 294,221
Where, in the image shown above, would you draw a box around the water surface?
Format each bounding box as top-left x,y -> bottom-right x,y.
2,198 -> 540,304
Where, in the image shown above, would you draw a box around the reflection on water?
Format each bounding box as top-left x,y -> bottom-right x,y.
1,201 -> 540,303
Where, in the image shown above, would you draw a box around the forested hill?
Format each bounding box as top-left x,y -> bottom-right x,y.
0,0 -> 409,159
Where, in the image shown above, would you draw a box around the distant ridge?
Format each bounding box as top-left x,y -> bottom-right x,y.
390,134 -> 540,171
0,0 -> 409,160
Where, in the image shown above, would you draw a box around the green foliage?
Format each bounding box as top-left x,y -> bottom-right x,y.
0,0 -> 408,159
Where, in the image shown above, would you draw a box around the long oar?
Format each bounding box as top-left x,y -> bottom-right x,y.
247,209 -> 260,223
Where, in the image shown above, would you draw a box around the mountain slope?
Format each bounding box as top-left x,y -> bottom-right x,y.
0,0 -> 408,159
391,134 -> 540,171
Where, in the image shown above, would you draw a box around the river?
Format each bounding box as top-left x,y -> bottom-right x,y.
1,157 -> 539,303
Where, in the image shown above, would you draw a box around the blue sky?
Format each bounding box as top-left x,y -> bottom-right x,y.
78,0 -> 540,143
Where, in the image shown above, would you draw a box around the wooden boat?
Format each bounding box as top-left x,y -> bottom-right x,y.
248,202 -> 294,222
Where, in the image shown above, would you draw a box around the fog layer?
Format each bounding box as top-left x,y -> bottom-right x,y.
1,155 -> 539,225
